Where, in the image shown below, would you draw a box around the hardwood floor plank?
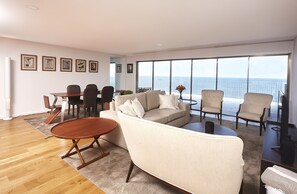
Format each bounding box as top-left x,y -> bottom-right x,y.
0,115 -> 105,194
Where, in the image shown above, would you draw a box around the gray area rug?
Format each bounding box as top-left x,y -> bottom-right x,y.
25,115 -> 263,194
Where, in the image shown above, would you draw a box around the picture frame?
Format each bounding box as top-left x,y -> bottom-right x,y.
60,58 -> 72,72
42,56 -> 56,71
21,54 -> 37,71
116,64 -> 122,73
89,60 -> 98,73
127,63 -> 133,73
76,59 -> 86,72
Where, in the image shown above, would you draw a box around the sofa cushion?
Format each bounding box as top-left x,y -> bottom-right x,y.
118,100 -> 137,117
115,93 -> 147,111
159,94 -> 178,110
146,90 -> 165,111
144,108 -> 186,123
132,98 -> 145,118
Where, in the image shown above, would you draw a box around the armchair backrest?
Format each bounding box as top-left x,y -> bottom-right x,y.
241,93 -> 273,116
201,89 -> 224,108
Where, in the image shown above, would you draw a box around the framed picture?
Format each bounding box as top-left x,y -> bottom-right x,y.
89,60 -> 98,73
21,54 -> 37,71
116,64 -> 122,73
42,56 -> 56,71
60,58 -> 72,72
127,63 -> 133,73
76,59 -> 86,72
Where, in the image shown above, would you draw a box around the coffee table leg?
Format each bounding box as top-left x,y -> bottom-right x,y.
62,138 -> 110,170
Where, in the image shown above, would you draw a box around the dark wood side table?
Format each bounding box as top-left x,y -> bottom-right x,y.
260,124 -> 297,194
51,117 -> 117,169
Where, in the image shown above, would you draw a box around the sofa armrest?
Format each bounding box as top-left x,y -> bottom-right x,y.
178,102 -> 190,111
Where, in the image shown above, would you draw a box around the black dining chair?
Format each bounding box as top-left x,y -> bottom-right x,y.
67,85 -> 83,118
98,86 -> 114,111
77,86 -> 98,118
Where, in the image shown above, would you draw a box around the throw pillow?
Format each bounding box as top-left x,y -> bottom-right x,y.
131,98 -> 145,118
159,94 -> 178,110
118,100 -> 137,116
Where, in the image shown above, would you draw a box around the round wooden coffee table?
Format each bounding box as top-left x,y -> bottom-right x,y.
182,122 -> 237,136
51,117 -> 117,169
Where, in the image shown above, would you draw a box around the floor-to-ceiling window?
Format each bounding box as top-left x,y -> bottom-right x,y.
154,61 -> 171,93
192,59 -> 217,110
217,57 -> 249,115
137,61 -> 153,90
171,60 -> 191,99
136,54 -> 289,120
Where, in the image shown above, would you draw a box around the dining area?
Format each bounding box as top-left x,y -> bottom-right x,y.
43,84 -> 115,124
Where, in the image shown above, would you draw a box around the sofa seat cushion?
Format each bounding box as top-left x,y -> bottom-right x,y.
238,111 -> 262,121
144,108 -> 186,123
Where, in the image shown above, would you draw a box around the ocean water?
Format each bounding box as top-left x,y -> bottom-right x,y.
139,76 -> 286,102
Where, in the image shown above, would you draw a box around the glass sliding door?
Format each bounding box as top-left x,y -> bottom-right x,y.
217,57 -> 248,116
171,60 -> 191,99
137,61 -> 153,91
249,55 -> 288,119
192,59 -> 217,110
153,61 -> 171,93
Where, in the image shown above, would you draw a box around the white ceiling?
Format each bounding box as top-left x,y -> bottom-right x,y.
1,0 -> 297,56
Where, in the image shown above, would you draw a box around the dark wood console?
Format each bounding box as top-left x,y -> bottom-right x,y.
260,124 -> 297,194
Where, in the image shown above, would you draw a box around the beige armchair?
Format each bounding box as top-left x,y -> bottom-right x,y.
200,89 -> 224,124
236,92 -> 273,136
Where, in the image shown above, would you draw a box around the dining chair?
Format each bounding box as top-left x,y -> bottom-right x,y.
43,95 -> 61,113
200,89 -> 224,124
67,85 -> 83,118
98,86 -> 114,111
77,86 -> 98,118
236,92 -> 273,136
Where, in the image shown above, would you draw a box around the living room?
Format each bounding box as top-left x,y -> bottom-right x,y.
1,1 -> 297,193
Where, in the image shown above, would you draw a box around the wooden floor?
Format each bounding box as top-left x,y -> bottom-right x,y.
0,113 -> 105,194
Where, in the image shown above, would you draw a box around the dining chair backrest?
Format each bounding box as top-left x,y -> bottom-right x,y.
101,86 -> 114,103
83,86 -> 98,108
86,84 -> 98,89
67,85 -> 81,101
43,95 -> 51,109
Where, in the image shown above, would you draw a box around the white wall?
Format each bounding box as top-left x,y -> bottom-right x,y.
0,37 -> 111,118
122,40 -> 296,124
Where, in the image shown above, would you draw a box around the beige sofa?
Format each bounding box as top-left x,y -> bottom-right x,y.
118,111 -> 244,194
100,90 -> 190,149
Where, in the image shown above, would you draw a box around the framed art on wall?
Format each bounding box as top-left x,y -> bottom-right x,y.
89,60 -> 98,73
116,64 -> 122,73
127,63 -> 133,73
21,54 -> 37,71
42,56 -> 56,71
76,59 -> 86,72
60,58 -> 72,72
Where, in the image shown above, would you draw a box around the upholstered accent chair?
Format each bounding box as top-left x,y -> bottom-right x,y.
236,92 -> 273,136
200,89 -> 224,124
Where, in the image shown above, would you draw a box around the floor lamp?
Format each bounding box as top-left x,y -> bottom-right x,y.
4,57 -> 12,120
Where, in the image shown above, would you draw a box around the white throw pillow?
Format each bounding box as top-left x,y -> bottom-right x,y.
131,98 -> 145,118
118,100 -> 137,116
159,94 -> 178,110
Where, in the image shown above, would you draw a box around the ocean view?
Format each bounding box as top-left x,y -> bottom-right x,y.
139,76 -> 286,103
